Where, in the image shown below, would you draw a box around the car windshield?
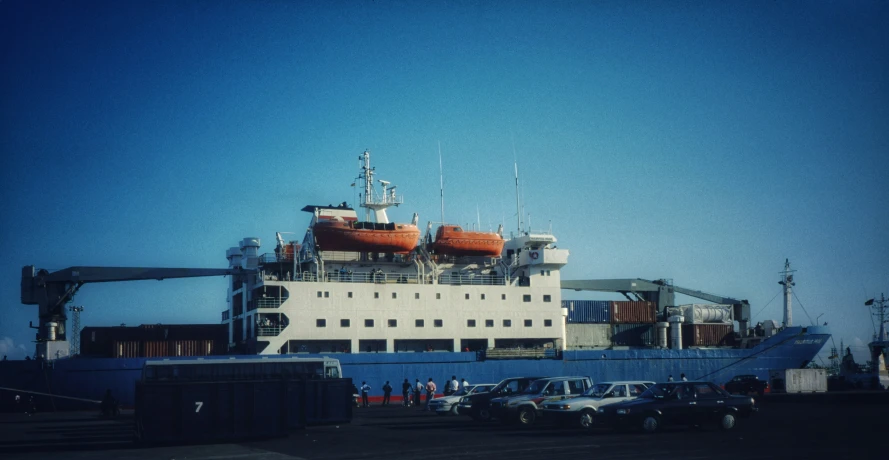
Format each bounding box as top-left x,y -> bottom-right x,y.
523,380 -> 549,394
639,383 -> 675,399
453,387 -> 471,396
586,383 -> 612,397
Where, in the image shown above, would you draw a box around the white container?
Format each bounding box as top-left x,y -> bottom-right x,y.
566,324 -> 612,348
676,304 -> 733,324
769,368 -> 827,393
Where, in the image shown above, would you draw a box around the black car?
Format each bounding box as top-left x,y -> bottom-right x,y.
456,376 -> 544,422
724,374 -> 769,396
597,381 -> 757,433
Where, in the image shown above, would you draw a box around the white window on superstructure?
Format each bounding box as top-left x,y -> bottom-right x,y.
503,319 -> 512,327
544,319 -> 553,327
467,319 -> 476,327
434,319 -> 443,327
415,319 -> 424,327
340,319 -> 350,327
415,293 -> 420,299
501,294 -> 506,300
365,319 -> 374,327
388,319 -> 397,327
348,292 -> 353,298
523,295 -> 531,302
316,319 -> 326,327
543,295 -> 552,302
317,291 -> 322,298
392,292 -> 397,299
524,319 -> 532,327
324,292 -> 329,298
465,293 -> 470,300
481,293 -> 486,300
374,292 -> 379,299
485,319 -> 494,327
436,293 -> 441,299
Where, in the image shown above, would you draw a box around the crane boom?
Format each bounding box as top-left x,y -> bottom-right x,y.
20,265 -> 252,360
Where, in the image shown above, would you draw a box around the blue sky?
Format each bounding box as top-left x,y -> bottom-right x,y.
1,1 -> 886,363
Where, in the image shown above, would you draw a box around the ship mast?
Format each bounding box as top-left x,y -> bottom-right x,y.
778,259 -> 796,327
357,150 -> 402,223
866,293 -> 888,342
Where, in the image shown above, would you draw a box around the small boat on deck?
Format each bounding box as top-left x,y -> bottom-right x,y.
312,217 -> 420,253
428,224 -> 504,257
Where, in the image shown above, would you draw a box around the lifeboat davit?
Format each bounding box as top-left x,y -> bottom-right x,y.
428,225 -> 504,257
313,219 -> 420,254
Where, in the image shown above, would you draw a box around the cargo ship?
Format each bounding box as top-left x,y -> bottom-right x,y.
1,151 -> 830,409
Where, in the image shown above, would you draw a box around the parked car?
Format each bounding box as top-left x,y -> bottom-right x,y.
489,376 -> 592,426
724,374 -> 769,396
597,381 -> 758,433
457,376 -> 545,422
542,381 -> 654,429
428,384 -> 496,415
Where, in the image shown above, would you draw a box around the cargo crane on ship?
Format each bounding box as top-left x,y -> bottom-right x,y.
20,265 -> 251,360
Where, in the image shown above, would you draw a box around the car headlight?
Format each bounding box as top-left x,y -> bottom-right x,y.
597,408 -> 606,413
750,397 -> 755,405
556,404 -> 571,410
616,408 -> 631,415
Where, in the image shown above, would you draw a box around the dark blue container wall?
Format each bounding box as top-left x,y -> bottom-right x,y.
563,300 -> 610,323
136,380 -> 289,444
610,323 -> 655,346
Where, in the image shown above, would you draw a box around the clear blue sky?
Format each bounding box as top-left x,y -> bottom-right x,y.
1,1 -> 886,363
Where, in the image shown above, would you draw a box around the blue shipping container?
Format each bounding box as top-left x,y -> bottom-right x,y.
563,300 -> 610,324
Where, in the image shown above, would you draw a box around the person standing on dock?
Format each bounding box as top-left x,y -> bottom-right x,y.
681,373 -> 688,381
414,379 -> 423,407
668,375 -> 674,382
360,381 -> 371,408
382,381 -> 392,405
461,378 -> 470,390
402,379 -> 412,407
425,378 -> 437,410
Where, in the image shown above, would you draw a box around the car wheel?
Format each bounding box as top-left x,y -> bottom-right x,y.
477,408 -> 492,422
517,407 -> 536,426
642,415 -> 661,433
719,412 -> 736,430
579,409 -> 596,430
450,404 -> 459,415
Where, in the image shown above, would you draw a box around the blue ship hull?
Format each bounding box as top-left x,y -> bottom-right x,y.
0,326 -> 829,410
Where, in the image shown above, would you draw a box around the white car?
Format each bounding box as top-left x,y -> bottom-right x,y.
542,381 -> 654,429
428,384 -> 496,415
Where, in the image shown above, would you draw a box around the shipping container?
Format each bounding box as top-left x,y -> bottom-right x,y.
611,301 -> 657,324
769,368 -> 828,393
135,379 -> 289,444
81,324 -> 227,358
681,324 -> 735,347
610,323 -> 655,346
566,324 -> 612,348
563,300 -> 610,324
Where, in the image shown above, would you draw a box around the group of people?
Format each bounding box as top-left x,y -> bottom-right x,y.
667,373 -> 688,382
356,375 -> 471,409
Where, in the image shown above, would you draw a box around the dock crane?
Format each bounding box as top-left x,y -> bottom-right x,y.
20,265 -> 251,360
560,278 -> 752,336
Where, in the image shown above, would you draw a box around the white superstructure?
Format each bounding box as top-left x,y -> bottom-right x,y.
223,228 -> 569,355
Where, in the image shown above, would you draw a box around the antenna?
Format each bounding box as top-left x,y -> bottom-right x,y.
513,138 -> 521,234
439,141 -> 444,225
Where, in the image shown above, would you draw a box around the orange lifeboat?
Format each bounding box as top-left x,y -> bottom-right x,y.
313,220 -> 420,254
428,225 -> 504,257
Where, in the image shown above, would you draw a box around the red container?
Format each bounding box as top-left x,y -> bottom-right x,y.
610,301 -> 657,324
682,324 -> 735,347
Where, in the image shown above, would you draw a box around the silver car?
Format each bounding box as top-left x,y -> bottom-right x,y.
428,384 -> 496,415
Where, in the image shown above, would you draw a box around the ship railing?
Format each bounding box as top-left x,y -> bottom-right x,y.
259,252 -> 296,263
480,347 -> 560,360
248,298 -> 285,310
438,274 -> 504,286
256,325 -> 285,337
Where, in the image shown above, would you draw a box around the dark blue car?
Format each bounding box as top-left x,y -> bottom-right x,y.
596,381 -> 758,432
